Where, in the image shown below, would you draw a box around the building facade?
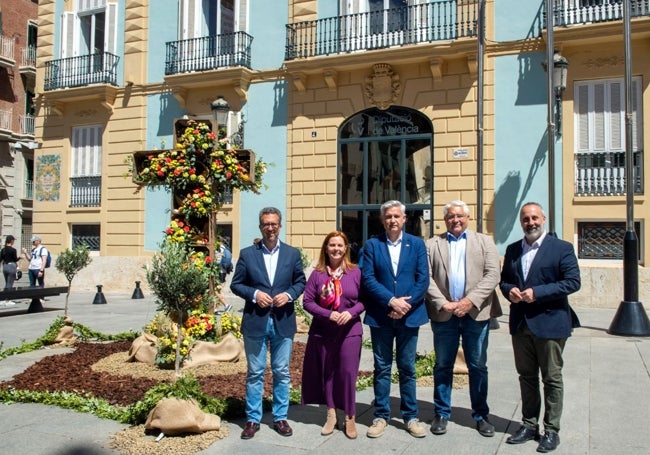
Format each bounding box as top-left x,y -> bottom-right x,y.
0,0 -> 38,253
31,0 -> 649,308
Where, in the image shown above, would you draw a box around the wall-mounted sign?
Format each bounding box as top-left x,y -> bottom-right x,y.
452,148 -> 469,159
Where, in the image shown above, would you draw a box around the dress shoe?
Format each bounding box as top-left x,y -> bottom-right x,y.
506,425 -> 540,444
273,419 -> 293,437
240,421 -> 260,439
476,417 -> 495,437
537,431 -> 560,452
430,414 -> 448,435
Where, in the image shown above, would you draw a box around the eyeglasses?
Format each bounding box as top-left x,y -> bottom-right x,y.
260,223 -> 280,229
445,214 -> 467,220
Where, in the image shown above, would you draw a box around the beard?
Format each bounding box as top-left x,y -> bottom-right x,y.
524,225 -> 543,243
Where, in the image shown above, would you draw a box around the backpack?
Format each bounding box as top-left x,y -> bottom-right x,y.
38,246 -> 52,268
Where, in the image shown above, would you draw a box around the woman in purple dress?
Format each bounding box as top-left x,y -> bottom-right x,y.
301,231 -> 364,439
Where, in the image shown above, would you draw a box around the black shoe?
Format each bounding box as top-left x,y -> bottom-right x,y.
476,417 -> 495,437
273,419 -> 293,437
240,421 -> 260,439
430,415 -> 448,435
537,431 -> 560,453
507,425 -> 540,444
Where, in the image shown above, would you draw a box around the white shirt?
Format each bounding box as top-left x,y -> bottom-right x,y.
521,232 -> 546,281
386,234 -> 403,275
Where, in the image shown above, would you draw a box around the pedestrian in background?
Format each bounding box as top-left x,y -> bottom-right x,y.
230,207 -> 306,440
425,200 -> 501,437
500,202 -> 581,453
301,231 -> 364,439
1,235 -> 21,305
361,200 -> 429,439
23,236 -> 48,287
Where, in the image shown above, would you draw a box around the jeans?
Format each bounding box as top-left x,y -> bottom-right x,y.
370,323 -> 420,422
243,317 -> 293,423
28,269 -> 44,287
432,316 -> 490,421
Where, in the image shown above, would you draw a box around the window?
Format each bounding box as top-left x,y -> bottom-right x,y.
72,224 -> 100,251
70,125 -> 102,207
574,77 -> 643,195
578,221 -> 641,260
338,106 -> 433,248
61,1 -> 117,58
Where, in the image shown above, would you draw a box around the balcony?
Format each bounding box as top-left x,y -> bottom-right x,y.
70,176 -> 101,207
24,180 -> 34,200
19,114 -> 35,137
285,0 -> 478,60
44,52 -> 120,91
165,32 -> 253,75
0,34 -> 15,68
574,150 -> 643,196
550,0 -> 649,27
19,46 -> 37,86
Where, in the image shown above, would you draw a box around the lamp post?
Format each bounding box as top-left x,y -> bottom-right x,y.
608,0 -> 650,336
542,49 -> 568,236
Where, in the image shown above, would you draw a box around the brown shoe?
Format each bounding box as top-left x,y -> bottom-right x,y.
322,408 -> 337,435
241,421 -> 260,439
273,419 -> 293,437
345,415 -> 358,439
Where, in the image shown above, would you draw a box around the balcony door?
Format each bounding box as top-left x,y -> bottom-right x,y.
178,0 -> 247,70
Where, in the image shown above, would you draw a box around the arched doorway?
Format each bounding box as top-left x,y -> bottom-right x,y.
338,106 -> 433,257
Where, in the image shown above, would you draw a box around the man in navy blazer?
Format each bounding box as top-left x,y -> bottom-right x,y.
231,207 -> 306,440
362,200 -> 429,439
500,202 -> 581,453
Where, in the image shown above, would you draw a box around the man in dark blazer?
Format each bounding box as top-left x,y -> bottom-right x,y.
362,200 -> 429,439
231,207 -> 306,440
425,200 -> 501,437
500,202 -> 581,453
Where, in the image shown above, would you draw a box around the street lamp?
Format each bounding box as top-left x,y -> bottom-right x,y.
542,50 -> 568,135
211,96 -> 230,126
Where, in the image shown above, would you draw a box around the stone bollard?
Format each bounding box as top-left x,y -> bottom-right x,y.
131,281 -> 145,299
92,285 -> 107,305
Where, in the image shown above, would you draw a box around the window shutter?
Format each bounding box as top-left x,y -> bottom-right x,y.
577,84 -> 590,152
105,2 -> 118,54
179,0 -> 200,39
238,0 -> 248,32
593,82 -> 605,151
72,126 -> 103,177
609,81 -> 622,151
61,12 -> 76,58
631,77 -> 642,151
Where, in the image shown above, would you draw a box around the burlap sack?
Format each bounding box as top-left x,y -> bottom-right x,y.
144,398 -> 221,435
453,346 -> 469,374
54,316 -> 77,345
182,333 -> 244,369
126,332 -> 158,365
297,315 -> 310,333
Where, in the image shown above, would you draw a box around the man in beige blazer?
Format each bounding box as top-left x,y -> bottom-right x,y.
425,200 -> 501,438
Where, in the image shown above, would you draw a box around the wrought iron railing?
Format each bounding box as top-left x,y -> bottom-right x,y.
44,52 -> 120,90
24,179 -> 34,199
72,234 -> 100,251
0,34 -> 15,61
549,0 -> 649,27
578,221 -> 641,260
0,109 -> 11,131
19,114 -> 35,136
21,45 -> 36,67
574,150 -> 643,195
70,176 -> 101,207
286,0 -> 478,60
165,31 -> 253,75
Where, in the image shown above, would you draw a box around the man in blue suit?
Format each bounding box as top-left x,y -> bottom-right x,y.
362,200 -> 429,439
500,202 -> 581,453
231,207 -> 306,440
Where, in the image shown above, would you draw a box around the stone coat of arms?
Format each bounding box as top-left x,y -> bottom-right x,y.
365,63 -> 401,110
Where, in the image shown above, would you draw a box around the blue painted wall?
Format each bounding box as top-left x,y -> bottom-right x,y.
147,1 -> 178,83
237,81 -> 289,249
494,0 -> 545,43
249,1 -> 288,69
